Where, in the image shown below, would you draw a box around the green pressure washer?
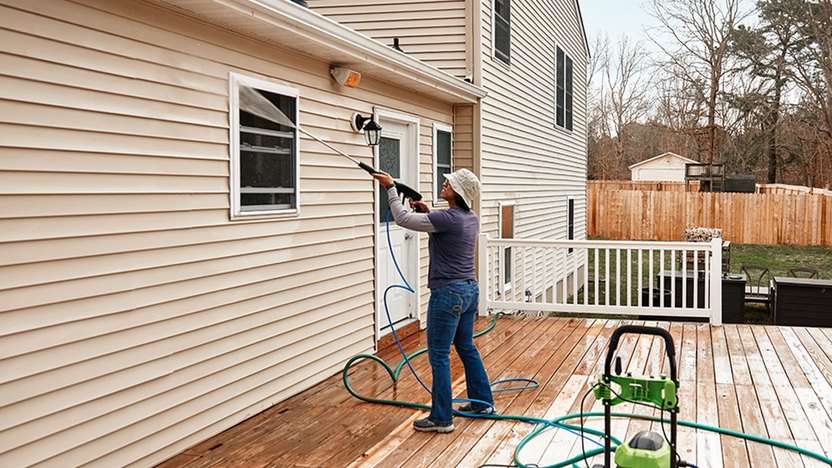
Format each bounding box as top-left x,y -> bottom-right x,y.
592,325 -> 684,468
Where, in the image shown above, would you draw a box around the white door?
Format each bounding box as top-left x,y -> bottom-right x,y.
376,116 -> 419,334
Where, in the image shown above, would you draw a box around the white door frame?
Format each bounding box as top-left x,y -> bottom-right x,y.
373,108 -> 421,344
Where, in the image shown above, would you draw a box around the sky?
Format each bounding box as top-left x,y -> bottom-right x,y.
580,0 -> 659,47
580,0 -> 759,53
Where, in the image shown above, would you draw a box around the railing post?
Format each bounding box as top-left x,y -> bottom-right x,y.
478,233 -> 489,316
710,238 -> 723,326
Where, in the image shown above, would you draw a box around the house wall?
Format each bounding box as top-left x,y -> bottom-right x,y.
306,0 -> 470,79
0,0 -> 452,466
631,155 -> 689,181
478,0 -> 589,300
453,104 -> 476,173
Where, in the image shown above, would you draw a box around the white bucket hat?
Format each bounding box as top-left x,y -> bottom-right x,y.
444,168 -> 480,208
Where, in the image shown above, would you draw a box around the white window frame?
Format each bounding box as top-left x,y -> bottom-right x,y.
491,0 -> 511,68
432,123 -> 453,206
555,45 -> 574,132
498,200 -> 516,292
229,72 -> 300,220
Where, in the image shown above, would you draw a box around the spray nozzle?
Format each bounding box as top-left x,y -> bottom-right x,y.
359,162 -> 423,203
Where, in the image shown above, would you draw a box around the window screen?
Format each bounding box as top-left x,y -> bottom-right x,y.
232,77 -> 299,216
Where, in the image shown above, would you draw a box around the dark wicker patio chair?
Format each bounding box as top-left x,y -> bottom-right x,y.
788,267 -> 820,279
741,264 -> 772,313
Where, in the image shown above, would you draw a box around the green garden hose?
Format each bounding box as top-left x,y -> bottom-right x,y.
342,314 -> 832,468
516,411 -> 832,467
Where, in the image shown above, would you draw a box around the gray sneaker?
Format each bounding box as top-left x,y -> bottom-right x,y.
457,403 -> 494,415
413,418 -> 454,433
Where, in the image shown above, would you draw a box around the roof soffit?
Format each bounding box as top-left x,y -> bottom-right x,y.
148,0 -> 485,103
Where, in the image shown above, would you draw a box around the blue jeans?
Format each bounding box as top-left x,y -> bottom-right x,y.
426,280 -> 493,424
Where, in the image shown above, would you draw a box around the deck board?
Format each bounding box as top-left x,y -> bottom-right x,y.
157,316 -> 832,468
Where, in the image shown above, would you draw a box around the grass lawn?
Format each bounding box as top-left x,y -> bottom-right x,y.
727,243 -> 832,324
728,243 -> 832,278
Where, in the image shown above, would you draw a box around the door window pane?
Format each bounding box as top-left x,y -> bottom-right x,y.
379,136 -> 401,222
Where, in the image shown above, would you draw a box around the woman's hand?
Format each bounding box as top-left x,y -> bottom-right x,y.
370,171 -> 395,189
410,200 -> 429,213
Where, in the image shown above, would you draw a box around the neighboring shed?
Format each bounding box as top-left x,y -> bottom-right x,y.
0,0 -> 483,466
629,152 -> 698,181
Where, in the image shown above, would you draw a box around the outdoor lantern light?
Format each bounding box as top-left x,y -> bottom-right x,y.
352,113 -> 382,147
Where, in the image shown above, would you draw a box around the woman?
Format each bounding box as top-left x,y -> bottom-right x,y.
370,168 -> 494,433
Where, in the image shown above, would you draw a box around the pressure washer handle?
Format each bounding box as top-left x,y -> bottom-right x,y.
359,162 -> 424,202
604,325 -> 677,382
358,161 -> 380,174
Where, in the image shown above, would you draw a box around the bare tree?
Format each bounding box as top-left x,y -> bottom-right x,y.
653,67 -> 708,158
587,33 -> 611,141
788,0 -> 832,163
646,0 -> 751,165
731,0 -> 802,183
601,35 -> 653,168
587,33 -> 617,179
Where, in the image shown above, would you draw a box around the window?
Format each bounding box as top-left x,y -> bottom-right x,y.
567,197 -> 575,253
494,0 -> 511,65
498,201 -> 515,290
230,73 -> 299,218
556,46 -> 573,131
433,124 -> 453,202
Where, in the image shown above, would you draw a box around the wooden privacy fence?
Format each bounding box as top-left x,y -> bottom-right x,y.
757,183 -> 832,196
588,187 -> 832,246
588,180 -> 698,192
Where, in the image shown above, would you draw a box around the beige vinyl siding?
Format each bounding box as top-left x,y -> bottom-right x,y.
478,0 -> 588,298
479,0 -> 588,235
0,0 -> 452,466
307,0 -> 470,78
453,104 -> 475,172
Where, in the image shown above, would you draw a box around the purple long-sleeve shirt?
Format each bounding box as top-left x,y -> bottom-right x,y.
385,187 -> 479,290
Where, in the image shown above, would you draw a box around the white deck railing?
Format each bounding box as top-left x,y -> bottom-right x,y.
477,235 -> 723,325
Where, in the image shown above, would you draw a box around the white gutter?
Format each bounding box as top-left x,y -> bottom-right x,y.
214,0 -> 487,103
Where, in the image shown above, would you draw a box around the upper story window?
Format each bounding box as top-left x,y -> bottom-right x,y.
230,73 -> 299,218
494,0 -> 511,65
433,124 -> 453,203
556,46 -> 573,131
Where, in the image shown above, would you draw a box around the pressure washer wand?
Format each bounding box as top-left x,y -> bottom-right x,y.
238,85 -> 422,202
298,127 -> 423,202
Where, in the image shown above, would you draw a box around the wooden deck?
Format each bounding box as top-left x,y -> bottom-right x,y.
160,316 -> 832,467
